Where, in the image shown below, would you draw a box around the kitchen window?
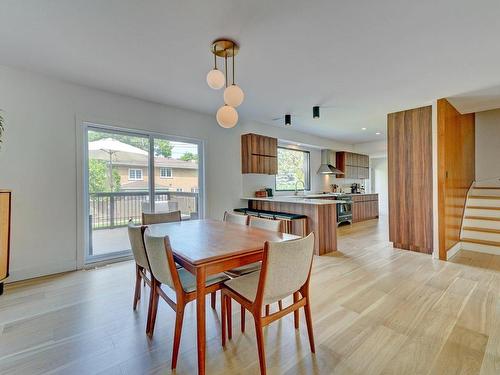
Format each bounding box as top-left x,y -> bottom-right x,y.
160,167 -> 173,178
128,168 -> 143,181
275,147 -> 311,191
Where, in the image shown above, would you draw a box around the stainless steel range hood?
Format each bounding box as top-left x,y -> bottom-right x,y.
317,149 -> 344,175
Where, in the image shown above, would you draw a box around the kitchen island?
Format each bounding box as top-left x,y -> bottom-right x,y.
241,196 -> 342,255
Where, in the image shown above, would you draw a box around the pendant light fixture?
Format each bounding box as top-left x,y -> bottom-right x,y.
207,39 -> 244,128
313,106 -> 320,119
285,114 -> 292,126
206,45 -> 225,90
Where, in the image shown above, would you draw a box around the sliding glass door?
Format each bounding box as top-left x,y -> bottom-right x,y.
83,123 -> 204,263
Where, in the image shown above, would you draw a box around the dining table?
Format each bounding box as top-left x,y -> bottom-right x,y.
147,218 -> 300,375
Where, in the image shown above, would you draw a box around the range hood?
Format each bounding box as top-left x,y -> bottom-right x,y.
317,149 -> 344,175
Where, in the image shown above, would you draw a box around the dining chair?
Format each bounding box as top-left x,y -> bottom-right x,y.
248,215 -> 282,232
223,211 -> 249,225
221,233 -> 315,375
143,229 -> 230,370
127,221 -> 151,311
142,210 -> 182,225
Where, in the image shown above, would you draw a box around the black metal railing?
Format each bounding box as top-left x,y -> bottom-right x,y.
89,191 -> 199,229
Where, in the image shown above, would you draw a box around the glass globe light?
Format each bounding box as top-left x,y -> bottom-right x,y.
223,84 -> 245,107
216,105 -> 238,128
206,69 -> 225,90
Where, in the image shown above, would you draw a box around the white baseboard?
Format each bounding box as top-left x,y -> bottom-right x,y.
447,242 -> 462,260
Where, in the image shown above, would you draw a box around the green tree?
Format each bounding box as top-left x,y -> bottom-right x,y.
88,159 -> 121,193
276,148 -> 307,190
179,152 -> 198,161
88,131 -> 173,157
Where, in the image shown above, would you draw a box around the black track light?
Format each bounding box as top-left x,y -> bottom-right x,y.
285,114 -> 291,126
313,106 -> 320,119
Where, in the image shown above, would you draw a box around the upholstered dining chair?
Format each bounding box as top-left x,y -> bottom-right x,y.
221,233 -> 316,375
223,211 -> 249,225
143,229 -> 230,370
224,214 -> 284,325
248,215 -> 282,232
142,210 -> 182,225
127,221 -> 150,311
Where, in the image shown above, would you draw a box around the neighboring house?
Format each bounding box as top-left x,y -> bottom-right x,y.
114,157 -> 199,192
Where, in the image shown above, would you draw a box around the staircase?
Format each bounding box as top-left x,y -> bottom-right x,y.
460,180 -> 500,255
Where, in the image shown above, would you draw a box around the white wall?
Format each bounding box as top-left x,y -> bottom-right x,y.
370,157 -> 388,215
0,65 -> 352,281
475,108 -> 500,181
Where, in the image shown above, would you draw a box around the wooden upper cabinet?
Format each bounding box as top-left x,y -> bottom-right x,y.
336,152 -> 369,179
241,133 -> 278,174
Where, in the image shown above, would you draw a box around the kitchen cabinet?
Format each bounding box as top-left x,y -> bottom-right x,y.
352,194 -> 379,222
336,152 -> 369,179
241,133 -> 278,174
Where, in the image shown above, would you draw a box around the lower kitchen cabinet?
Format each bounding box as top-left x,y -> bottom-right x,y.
352,194 -> 379,223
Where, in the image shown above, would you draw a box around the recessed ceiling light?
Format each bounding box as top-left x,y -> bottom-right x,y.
375,132 -> 381,135
361,127 -> 367,130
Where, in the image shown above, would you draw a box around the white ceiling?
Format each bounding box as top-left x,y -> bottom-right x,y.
1,0 -> 500,143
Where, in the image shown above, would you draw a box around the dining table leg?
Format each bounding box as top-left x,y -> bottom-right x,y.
196,266 -> 207,375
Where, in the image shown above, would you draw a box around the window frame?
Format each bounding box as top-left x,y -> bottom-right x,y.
274,146 -> 311,192
159,167 -> 173,179
128,168 -> 143,181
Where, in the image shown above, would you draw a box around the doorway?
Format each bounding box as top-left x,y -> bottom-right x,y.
83,123 -> 204,263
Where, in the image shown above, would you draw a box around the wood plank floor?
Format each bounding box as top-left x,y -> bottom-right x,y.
1,217 -> 499,374
449,249 -> 500,272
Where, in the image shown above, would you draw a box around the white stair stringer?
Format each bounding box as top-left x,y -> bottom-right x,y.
458,181 -> 500,256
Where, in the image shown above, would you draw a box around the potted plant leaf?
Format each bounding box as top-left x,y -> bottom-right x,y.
0,112 -> 4,149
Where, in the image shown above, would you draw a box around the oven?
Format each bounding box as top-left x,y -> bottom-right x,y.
336,195 -> 353,225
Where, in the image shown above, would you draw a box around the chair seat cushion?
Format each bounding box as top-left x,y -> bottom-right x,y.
224,271 -> 261,303
178,268 -> 229,293
224,262 -> 261,278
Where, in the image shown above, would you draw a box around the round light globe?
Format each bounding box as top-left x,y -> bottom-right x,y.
206,69 -> 225,90
223,84 -> 245,107
216,105 -> 238,128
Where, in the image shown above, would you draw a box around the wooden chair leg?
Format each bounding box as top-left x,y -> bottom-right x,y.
226,296 -> 232,340
241,305 -> 245,333
211,291 -> 216,309
303,298 -> 316,353
254,316 -> 267,375
278,300 -> 283,311
221,293 -> 227,347
133,266 -> 142,310
147,284 -> 160,336
171,305 -> 185,369
293,292 -> 300,329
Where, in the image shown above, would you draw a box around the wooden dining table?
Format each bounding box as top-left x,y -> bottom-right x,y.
147,218 -> 300,375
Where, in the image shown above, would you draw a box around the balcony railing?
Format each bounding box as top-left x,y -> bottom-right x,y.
89,191 -> 199,229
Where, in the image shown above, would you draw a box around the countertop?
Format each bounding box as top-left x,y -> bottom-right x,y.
241,196 -> 345,205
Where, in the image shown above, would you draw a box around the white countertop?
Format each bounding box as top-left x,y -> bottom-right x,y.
241,196 -> 345,205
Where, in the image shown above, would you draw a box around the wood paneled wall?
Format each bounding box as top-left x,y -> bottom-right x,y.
437,99 -> 475,260
388,106 -> 433,254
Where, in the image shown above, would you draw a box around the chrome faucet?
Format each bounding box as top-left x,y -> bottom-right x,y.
294,180 -> 305,196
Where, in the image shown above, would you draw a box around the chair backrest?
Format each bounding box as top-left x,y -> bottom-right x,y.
127,221 -> 150,271
143,229 -> 177,289
258,233 -> 315,305
248,216 -> 281,232
142,210 -> 182,225
223,211 -> 248,226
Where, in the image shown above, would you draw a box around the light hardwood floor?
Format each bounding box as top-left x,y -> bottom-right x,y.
449,249 -> 500,272
1,218 -> 499,374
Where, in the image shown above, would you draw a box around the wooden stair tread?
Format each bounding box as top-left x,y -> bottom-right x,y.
467,206 -> 500,210
463,227 -> 500,234
464,216 -> 500,222
461,238 -> 500,247
469,195 -> 500,199
474,186 -> 500,189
